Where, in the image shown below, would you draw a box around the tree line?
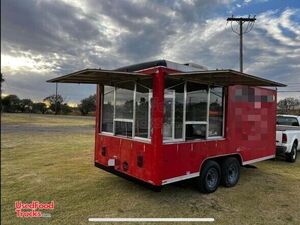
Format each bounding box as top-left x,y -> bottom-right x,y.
277,97 -> 300,115
1,94 -> 299,116
1,94 -> 96,116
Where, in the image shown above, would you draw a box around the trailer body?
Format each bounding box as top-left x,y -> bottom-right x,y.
48,60 -> 284,190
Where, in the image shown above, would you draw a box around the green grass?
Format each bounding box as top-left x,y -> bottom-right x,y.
1,113 -> 300,225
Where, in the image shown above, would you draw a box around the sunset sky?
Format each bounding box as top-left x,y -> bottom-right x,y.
1,0 -> 300,104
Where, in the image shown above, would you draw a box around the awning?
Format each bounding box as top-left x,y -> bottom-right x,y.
47,69 -> 150,85
168,70 -> 286,87
47,68 -> 286,87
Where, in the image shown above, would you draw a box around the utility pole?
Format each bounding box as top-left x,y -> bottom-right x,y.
227,16 -> 256,73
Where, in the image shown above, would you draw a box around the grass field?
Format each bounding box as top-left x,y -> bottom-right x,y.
1,113 -> 300,225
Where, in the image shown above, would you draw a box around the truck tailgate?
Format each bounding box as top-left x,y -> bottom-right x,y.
276,131 -> 282,145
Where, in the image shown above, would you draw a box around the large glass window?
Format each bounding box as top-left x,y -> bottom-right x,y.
101,80 -> 224,142
101,86 -> 114,133
209,87 -> 224,137
135,83 -> 151,138
115,83 -> 134,119
163,79 -> 184,141
115,82 -> 134,137
185,82 -> 208,140
163,90 -> 174,140
186,82 -> 208,121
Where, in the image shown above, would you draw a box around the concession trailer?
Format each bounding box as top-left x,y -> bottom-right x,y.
48,60 -> 285,193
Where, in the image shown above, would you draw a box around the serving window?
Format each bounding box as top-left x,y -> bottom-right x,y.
101,81 -> 152,140
208,87 -> 224,137
114,83 -> 134,137
101,86 -> 114,133
101,78 -> 225,142
135,83 -> 151,139
163,80 -> 225,142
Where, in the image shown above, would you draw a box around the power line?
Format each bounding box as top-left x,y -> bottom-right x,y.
227,15 -> 256,73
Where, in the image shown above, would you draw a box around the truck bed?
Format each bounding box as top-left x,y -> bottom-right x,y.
276,125 -> 300,131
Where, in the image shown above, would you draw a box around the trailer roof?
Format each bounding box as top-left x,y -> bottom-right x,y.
168,70 -> 286,87
47,68 -> 286,87
47,69 -> 149,85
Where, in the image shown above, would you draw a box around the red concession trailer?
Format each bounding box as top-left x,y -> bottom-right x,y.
48,60 -> 285,193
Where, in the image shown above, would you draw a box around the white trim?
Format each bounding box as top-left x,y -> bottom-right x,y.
132,82 -> 137,137
185,121 -> 207,125
162,172 -> 199,185
163,138 -> 185,144
133,136 -> 151,143
114,118 -> 133,123
88,218 -> 214,222
206,136 -> 224,140
100,132 -> 151,144
163,137 -> 226,145
99,86 -> 103,133
242,155 -> 275,165
172,90 -> 176,140
113,87 -> 116,134
183,81 -> 187,140
148,91 -> 152,139
101,131 -> 114,136
206,87 -> 210,139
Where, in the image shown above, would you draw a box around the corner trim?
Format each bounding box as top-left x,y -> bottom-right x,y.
242,155 -> 275,165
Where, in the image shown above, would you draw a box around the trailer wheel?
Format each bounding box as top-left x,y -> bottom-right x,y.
286,143 -> 297,163
220,157 -> 240,187
197,160 -> 221,193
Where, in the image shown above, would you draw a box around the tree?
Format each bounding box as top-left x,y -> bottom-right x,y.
43,94 -> 64,114
32,102 -> 47,114
278,97 -> 300,113
2,95 -> 20,112
19,99 -> 33,113
61,103 -> 72,115
79,94 -> 96,115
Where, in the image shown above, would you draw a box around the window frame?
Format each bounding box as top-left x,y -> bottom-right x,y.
207,86 -> 225,139
164,81 -> 225,143
101,85 -> 115,135
100,80 -> 225,143
163,82 -> 185,143
100,82 -> 152,142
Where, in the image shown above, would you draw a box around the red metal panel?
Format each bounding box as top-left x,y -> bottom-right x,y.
227,86 -> 276,162
94,66 -> 277,186
151,68 -> 165,185
94,85 -> 101,162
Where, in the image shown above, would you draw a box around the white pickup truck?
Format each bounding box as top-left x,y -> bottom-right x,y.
276,115 -> 300,162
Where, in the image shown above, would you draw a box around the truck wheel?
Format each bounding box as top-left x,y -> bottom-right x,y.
286,143 -> 297,163
197,160 -> 221,193
220,157 -> 240,187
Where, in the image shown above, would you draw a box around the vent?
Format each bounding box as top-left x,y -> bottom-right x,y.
137,155 -> 144,168
101,146 -> 106,156
122,161 -> 129,171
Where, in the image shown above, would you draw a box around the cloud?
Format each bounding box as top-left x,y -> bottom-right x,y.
1,0 -> 299,102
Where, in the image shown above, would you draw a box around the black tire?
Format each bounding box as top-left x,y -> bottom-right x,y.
286,143 -> 297,163
197,160 -> 221,193
220,157 -> 240,187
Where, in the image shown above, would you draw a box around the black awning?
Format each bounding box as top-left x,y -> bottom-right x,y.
167,69 -> 286,87
47,69 -> 151,85
48,68 -> 286,87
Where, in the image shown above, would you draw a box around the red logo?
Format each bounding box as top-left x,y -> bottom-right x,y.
15,201 -> 54,218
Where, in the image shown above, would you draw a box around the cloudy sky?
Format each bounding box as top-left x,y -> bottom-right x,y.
1,0 -> 300,104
